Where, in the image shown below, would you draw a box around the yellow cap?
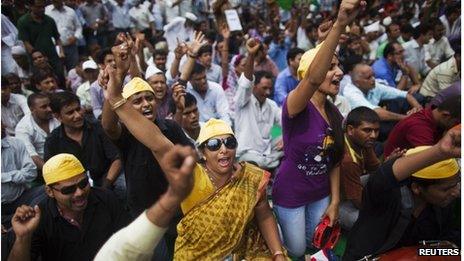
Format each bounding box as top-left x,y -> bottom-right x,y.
297,42 -> 324,80
43,154 -> 86,185
406,146 -> 460,179
122,77 -> 155,99
196,119 -> 234,145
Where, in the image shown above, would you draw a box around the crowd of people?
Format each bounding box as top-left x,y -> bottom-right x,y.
0,0 -> 461,259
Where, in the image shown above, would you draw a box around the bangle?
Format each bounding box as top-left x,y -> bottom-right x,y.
158,199 -> 176,213
188,51 -> 198,58
111,97 -> 127,111
273,251 -> 284,258
177,79 -> 187,86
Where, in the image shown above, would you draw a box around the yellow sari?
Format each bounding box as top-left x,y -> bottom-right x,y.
174,162 -> 273,260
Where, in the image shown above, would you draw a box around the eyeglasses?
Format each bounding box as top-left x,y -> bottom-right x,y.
52,177 -> 89,195
204,136 -> 238,151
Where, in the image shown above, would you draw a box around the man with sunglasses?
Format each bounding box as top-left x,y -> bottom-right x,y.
7,153 -> 129,261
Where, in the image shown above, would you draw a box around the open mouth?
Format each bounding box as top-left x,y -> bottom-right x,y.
142,108 -> 153,118
218,157 -> 231,168
331,78 -> 341,86
72,198 -> 87,208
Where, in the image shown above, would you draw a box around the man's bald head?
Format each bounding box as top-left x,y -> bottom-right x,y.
351,63 -> 375,92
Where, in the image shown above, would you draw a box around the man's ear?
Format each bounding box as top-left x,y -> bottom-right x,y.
346,125 -> 355,136
45,186 -> 55,198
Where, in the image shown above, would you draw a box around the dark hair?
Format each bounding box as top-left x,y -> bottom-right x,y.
263,36 -> 273,46
153,49 -> 168,57
184,92 -> 197,108
383,42 -> 399,58
345,106 -> 380,129
4,73 -> 20,81
346,33 -> 361,45
31,69 -> 56,87
412,23 -> 432,39
205,29 -> 217,42
191,62 -> 206,76
27,92 -> 49,108
198,44 -> 213,56
286,48 -> 305,64
96,48 -> 113,65
254,71 -> 273,85
49,91 -> 80,113
444,2 -> 460,17
325,102 -> 344,168
386,23 -> 399,34
1,75 -> 9,88
437,95 -> 461,118
400,23 -> 414,34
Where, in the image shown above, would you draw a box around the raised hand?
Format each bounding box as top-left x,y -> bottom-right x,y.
102,63 -> 123,101
172,82 -> 186,112
220,24 -> 231,39
160,145 -> 197,201
11,205 -> 41,238
385,148 -> 407,162
437,125 -> 461,159
336,0 -> 366,27
246,38 -> 261,56
111,34 -> 131,77
187,31 -> 208,56
174,38 -> 188,60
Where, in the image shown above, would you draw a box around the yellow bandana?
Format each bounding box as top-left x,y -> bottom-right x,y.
406,146 -> 460,179
122,77 -> 155,99
43,154 -> 85,185
196,119 -> 234,145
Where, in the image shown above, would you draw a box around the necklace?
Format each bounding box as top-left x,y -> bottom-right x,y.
204,166 -> 219,189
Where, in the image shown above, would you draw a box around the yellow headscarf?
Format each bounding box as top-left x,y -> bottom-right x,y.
406,146 -> 460,179
196,119 -> 234,145
297,42 -> 324,80
122,77 -> 155,99
43,154 -> 85,185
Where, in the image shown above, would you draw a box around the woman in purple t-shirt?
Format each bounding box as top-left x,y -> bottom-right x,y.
271,0 -> 366,258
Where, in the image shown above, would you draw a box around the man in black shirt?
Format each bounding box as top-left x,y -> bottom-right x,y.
7,153 -> 129,261
44,92 -> 122,189
344,127 -> 461,260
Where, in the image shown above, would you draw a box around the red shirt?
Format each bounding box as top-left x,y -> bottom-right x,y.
384,108 -> 442,157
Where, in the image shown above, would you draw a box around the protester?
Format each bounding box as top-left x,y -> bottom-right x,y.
1,76 -> 31,136
274,47 -> 304,106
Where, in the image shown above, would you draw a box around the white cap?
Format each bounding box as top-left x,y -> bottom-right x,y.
145,64 -> 163,80
364,21 -> 380,33
82,60 -> 98,70
383,16 -> 392,26
185,12 -> 198,22
11,45 -> 27,55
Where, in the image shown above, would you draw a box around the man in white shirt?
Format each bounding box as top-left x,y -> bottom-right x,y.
77,60 -> 99,117
129,0 -> 156,39
45,0 -> 83,70
1,76 -> 30,136
163,12 -> 198,53
425,19 -> 455,68
15,93 -> 61,171
186,62 -> 231,126
234,39 -> 283,169
402,23 -> 433,78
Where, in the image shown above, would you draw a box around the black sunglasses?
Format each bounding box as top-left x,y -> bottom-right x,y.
204,136 -> 238,151
52,177 -> 89,195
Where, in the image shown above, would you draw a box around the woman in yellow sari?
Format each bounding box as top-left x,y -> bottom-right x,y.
103,34 -> 287,260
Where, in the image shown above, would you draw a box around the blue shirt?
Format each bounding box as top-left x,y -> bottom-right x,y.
342,80 -> 408,110
268,36 -> 292,71
274,67 -> 299,106
372,57 -> 399,87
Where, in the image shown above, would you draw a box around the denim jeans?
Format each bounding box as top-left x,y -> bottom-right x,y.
274,196 -> 330,259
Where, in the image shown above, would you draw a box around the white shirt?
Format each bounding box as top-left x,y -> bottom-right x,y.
234,74 -> 281,156
425,36 -> 455,65
76,81 -> 93,109
206,63 -> 222,84
186,81 -> 232,126
164,0 -> 192,23
342,80 -> 408,110
163,17 -> 194,52
296,26 -> 314,51
1,93 -> 30,136
15,114 -> 61,158
95,211 -> 167,261
328,95 -> 351,118
1,14 -> 19,75
420,57 -> 460,97
129,5 -> 155,31
45,5 -> 83,45
402,39 -> 431,77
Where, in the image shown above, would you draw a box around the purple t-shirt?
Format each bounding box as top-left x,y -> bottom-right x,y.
272,99 -> 334,208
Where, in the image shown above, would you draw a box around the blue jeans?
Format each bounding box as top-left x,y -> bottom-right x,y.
274,196 -> 330,259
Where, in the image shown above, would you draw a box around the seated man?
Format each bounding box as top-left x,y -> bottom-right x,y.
31,69 -> 60,94
402,23 -> 433,78
420,38 -> 460,100
384,95 -> 460,157
273,47 -> 304,106
7,153 -> 129,260
372,42 -> 421,92
1,76 -> 30,136
44,92 -> 122,189
15,93 -> 61,173
234,39 -> 283,169
343,63 -> 422,140
339,107 -> 381,230
171,90 -> 202,144
344,128 -> 461,260
1,125 -> 44,225
186,62 -> 231,126
76,60 -> 100,118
